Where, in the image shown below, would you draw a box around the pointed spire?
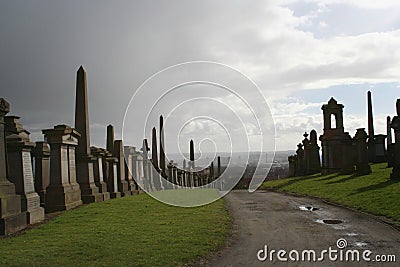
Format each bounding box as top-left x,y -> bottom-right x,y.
106,124 -> 114,153
152,127 -> 159,171
190,139 -> 194,169
159,115 -> 166,173
75,65 -> 91,155
367,91 -> 375,138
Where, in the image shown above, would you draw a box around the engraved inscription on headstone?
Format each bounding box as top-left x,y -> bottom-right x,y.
22,151 -> 35,193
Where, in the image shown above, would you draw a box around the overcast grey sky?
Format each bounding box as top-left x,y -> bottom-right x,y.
1,0 -> 400,154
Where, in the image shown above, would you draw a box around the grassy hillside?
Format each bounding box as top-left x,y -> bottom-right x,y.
0,189 -> 231,267
261,163 -> 400,224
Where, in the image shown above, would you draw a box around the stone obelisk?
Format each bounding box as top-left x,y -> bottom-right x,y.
74,66 -> 103,203
159,115 -> 166,177
0,98 -> 27,235
189,139 -> 195,169
151,127 -> 159,171
106,124 -> 114,153
367,91 -> 376,163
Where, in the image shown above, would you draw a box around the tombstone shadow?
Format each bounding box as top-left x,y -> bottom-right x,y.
350,178 -> 400,195
326,174 -> 359,185
270,174 -> 319,190
315,173 -> 342,182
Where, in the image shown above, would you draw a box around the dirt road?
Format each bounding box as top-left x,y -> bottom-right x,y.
202,190 -> 400,267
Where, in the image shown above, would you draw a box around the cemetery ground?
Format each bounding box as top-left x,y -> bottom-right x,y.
261,163 -> 400,227
0,189 -> 231,267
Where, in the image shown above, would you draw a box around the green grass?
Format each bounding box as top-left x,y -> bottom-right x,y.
261,163 -> 400,223
0,189 -> 231,267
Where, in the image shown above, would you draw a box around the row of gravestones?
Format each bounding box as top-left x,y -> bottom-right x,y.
0,66 -> 221,235
288,93 -> 400,179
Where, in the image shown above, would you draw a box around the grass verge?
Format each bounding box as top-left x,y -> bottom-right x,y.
0,189 -> 231,267
261,163 -> 400,224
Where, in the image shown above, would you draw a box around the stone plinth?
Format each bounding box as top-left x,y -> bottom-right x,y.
113,140 -> 130,196
32,142 -> 50,207
0,98 -> 27,235
42,125 -> 83,212
104,156 -> 121,198
91,147 -> 110,201
5,116 -> 44,224
353,128 -> 371,175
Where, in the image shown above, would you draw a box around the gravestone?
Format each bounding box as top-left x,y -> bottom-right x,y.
390,99 -> 400,179
305,130 -> 321,175
319,98 -> 354,174
113,140 -> 130,196
90,147 -> 111,201
353,128 -> 371,175
5,116 -> 45,224
387,116 -> 395,168
106,124 -> 114,153
141,139 -> 154,191
74,66 -> 103,203
295,143 -> 305,176
159,115 -> 166,177
0,98 -> 27,234
32,142 -> 50,207
104,154 -> 121,198
42,125 -> 82,212
151,127 -> 162,190
374,134 -> 387,163
124,146 -> 139,195
217,156 -> 221,177
288,155 -> 296,177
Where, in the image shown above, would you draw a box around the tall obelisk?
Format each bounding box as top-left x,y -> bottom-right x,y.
74,66 -> 103,203
159,115 -> 166,177
367,91 -> 376,163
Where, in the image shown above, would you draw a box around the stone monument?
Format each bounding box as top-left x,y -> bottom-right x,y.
42,125 -> 83,212
0,98 -> 27,234
90,147 -> 110,201
74,66 -> 103,203
32,141 -> 50,207
5,116 -> 44,224
305,130 -> 321,175
390,99 -> 400,179
353,128 -> 371,175
319,98 -> 354,174
113,140 -> 130,196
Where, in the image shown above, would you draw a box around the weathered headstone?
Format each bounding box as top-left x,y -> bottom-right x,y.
32,142 -> 50,207
353,128 -> 371,175
90,147 -> 111,201
0,98 -> 27,234
387,116 -> 395,168
288,155 -> 296,177
124,146 -> 139,195
74,66 -> 103,203
305,130 -> 321,175
113,140 -> 130,196
319,98 -> 354,174
390,99 -> 400,179
42,125 -> 83,212
295,143 -> 305,176
5,116 -> 45,224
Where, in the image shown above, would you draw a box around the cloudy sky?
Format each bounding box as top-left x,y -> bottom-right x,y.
1,0 -> 400,154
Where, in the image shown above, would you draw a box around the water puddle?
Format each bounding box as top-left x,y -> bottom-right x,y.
299,205 -> 320,211
316,219 -> 344,224
346,232 -> 358,237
